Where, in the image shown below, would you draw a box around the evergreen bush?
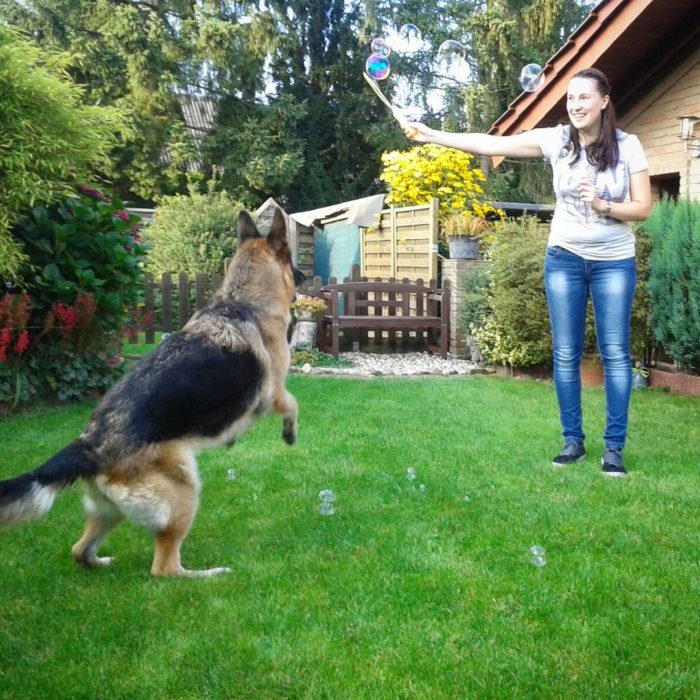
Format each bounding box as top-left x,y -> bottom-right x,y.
457,264 -> 491,340
645,198 -> 700,372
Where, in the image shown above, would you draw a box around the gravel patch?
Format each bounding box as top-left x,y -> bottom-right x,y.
290,352 -> 489,377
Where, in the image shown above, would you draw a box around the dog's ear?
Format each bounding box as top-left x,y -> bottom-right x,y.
238,211 -> 260,246
266,208 -> 288,253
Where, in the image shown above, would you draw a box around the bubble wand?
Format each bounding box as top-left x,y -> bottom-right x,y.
362,72 -> 417,138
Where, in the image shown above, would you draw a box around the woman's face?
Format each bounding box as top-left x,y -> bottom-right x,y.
567,77 -> 609,138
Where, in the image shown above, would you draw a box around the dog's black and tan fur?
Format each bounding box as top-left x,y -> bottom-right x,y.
0,209 -> 303,577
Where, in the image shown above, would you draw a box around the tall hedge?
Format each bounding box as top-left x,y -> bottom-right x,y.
646,198 -> 700,372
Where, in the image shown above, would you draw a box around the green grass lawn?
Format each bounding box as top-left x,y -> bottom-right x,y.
1,376 -> 699,698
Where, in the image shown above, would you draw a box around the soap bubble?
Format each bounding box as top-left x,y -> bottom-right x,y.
226,468 -> 236,481
532,555 -> 547,567
437,40 -> 469,82
406,466 -> 416,482
318,489 -> 336,503
365,53 -> 391,80
519,63 -> 545,93
396,23 -> 422,53
370,37 -> 391,58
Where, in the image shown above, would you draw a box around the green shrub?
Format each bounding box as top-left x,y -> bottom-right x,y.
145,182 -> 244,278
11,188 -> 146,331
474,217 -> 552,367
646,198 -> 700,372
631,223 -> 655,365
472,217 -> 654,369
457,264 -> 491,337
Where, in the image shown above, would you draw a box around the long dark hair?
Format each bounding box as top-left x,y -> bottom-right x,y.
567,68 -> 619,172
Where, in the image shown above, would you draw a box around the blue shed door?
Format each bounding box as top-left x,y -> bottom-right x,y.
313,221 -> 361,284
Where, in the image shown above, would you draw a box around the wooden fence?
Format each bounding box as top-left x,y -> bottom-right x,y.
126,271 -> 223,344
129,262 -> 446,352
303,263 -> 446,351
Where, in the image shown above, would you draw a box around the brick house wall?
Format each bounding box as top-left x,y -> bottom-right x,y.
621,49 -> 700,201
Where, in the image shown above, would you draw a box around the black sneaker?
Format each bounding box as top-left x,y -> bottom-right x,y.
601,447 -> 627,477
552,442 -> 586,467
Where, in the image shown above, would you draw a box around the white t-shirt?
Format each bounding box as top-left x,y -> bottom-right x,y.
534,125 -> 648,260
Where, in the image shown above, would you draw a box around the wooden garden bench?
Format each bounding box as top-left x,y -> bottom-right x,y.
315,280 -> 450,358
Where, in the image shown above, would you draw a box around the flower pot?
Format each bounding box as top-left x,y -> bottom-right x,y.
447,235 -> 480,260
296,309 -> 315,321
291,320 -> 317,349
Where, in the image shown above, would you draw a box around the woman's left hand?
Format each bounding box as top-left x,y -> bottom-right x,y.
577,178 -> 597,204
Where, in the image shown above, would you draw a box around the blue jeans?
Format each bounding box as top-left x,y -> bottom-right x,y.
544,246 -> 636,450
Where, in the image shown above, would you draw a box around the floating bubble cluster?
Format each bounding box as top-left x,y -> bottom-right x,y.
519,63 -> 545,93
530,544 -> 547,567
318,488 -> 336,516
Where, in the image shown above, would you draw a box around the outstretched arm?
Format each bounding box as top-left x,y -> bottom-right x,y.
405,122 -> 544,159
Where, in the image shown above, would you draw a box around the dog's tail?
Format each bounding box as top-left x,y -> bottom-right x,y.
0,440 -> 98,528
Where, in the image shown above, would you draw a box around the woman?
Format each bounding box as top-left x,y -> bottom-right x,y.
406,68 -> 651,476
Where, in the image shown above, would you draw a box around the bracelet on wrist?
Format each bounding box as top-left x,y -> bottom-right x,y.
602,201 -> 612,218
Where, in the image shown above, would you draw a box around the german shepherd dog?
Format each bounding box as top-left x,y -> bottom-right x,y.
0,209 -> 304,577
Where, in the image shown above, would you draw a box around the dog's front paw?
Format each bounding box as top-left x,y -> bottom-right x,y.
282,418 -> 296,445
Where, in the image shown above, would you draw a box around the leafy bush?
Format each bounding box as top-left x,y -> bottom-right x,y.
457,264 -> 491,338
12,189 -> 145,330
0,189 -> 145,407
473,217 -> 654,369
145,182 -> 244,278
646,198 -> 700,372
0,26 -> 120,281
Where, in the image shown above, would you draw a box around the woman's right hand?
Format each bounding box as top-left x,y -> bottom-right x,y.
403,122 -> 433,143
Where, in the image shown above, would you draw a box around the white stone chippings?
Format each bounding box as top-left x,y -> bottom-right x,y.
292,352 -> 486,377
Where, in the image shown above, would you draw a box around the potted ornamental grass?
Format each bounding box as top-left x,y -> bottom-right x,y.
441,210 -> 494,260
291,295 -> 327,322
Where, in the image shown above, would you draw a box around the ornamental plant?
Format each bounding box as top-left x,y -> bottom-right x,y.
0,188 -> 146,406
291,295 -> 327,318
379,144 -> 502,222
646,198 -> 700,372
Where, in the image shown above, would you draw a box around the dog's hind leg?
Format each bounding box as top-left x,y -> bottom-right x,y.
71,481 -> 124,567
141,452 -> 231,578
149,485 -> 231,578
273,388 -> 298,445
